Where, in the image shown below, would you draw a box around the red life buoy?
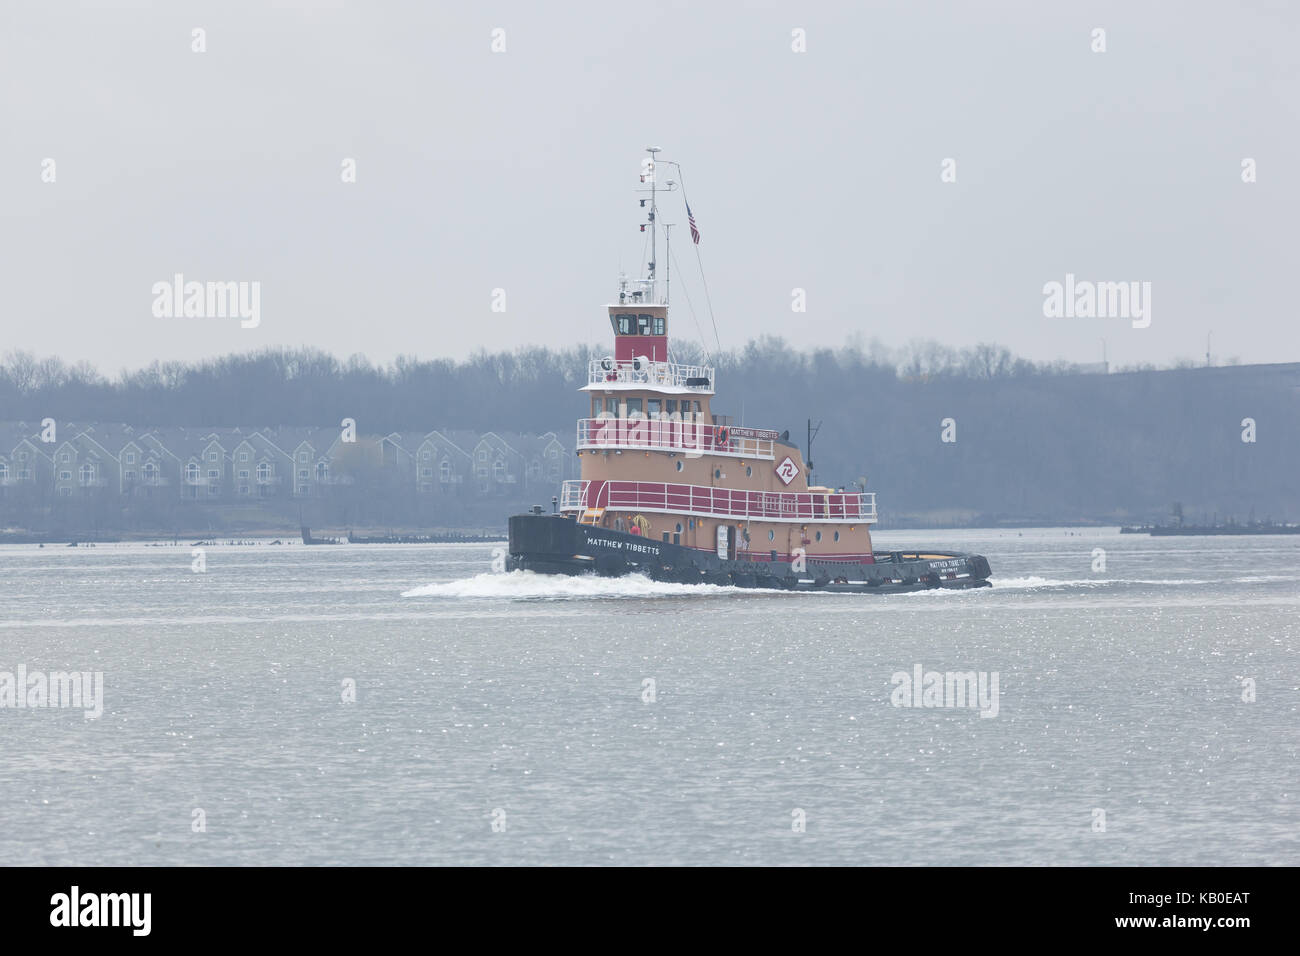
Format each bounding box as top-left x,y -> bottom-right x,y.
715,425 -> 730,446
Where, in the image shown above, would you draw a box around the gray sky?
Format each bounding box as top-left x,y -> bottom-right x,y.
2,0 -> 1297,372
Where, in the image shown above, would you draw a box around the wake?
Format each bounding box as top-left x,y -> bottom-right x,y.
402,570 -> 748,600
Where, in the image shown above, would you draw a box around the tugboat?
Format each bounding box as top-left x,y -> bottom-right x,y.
507,150 -> 992,592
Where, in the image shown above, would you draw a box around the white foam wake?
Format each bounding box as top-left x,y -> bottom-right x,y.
402,570 -> 746,600
991,575 -> 1212,589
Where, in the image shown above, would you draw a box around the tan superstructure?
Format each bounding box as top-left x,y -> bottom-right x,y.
561,304 -> 878,566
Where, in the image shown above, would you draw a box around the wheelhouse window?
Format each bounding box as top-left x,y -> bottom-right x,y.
637,314 -> 651,334
647,399 -> 662,418
616,313 -> 634,334
653,317 -> 665,335
625,398 -> 643,419
665,399 -> 678,417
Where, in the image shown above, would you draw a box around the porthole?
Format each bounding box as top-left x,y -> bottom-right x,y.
676,460 -> 683,472
675,523 -> 683,533
714,468 -> 721,479
745,466 -> 752,477
834,531 -> 840,542
768,530 -> 775,541
815,531 -> 823,542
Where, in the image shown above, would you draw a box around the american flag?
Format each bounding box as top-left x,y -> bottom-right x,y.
687,202 -> 700,244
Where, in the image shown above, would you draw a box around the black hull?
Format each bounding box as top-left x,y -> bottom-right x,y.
507,513 -> 992,593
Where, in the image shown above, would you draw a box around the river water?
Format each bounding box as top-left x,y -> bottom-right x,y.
1,528 -> 1295,865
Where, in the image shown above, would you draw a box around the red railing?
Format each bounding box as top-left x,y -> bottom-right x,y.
561,479 -> 876,522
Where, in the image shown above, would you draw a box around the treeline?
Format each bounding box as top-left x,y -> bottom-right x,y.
2,342 -> 1294,523
0,339 -> 1099,431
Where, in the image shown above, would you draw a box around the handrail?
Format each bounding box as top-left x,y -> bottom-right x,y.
560,479 -> 877,523
587,359 -> 715,390
576,418 -> 775,460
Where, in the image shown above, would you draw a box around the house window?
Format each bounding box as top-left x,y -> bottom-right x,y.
208,452 -> 218,462
125,470 -> 136,480
257,463 -> 271,482
207,469 -> 219,480
492,460 -> 505,480
423,450 -> 432,461
478,450 -> 488,461
19,469 -> 30,480
0,464 -> 7,481
298,469 -> 308,480
240,452 -> 249,462
60,487 -> 71,496
79,464 -> 95,483
61,453 -> 70,463
299,451 -> 309,462
186,463 -> 200,482
421,467 -> 433,478
125,452 -> 135,464
238,469 -> 249,479
315,462 -> 328,482
439,460 -> 451,482
208,484 -> 219,495
60,470 -> 71,481
144,463 -> 158,483
238,484 -> 250,496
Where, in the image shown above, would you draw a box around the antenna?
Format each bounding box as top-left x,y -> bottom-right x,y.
664,223 -> 671,306
806,418 -> 822,485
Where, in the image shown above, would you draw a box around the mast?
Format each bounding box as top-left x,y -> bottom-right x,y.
646,146 -> 660,300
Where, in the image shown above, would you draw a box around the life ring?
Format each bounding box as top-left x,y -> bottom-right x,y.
715,425 -> 730,446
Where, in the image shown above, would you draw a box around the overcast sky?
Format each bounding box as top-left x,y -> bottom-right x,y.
2,0 -> 1297,373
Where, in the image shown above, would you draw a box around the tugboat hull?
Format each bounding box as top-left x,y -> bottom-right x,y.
508,513 -> 991,593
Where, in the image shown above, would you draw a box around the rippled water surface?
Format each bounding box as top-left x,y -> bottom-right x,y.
1,529 -> 1296,865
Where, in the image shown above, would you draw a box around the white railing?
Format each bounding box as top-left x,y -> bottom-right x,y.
587,359 -> 715,391
560,479 -> 877,524
576,418 -> 776,460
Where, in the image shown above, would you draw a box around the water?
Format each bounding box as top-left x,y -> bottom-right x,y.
1,529 -> 1295,865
